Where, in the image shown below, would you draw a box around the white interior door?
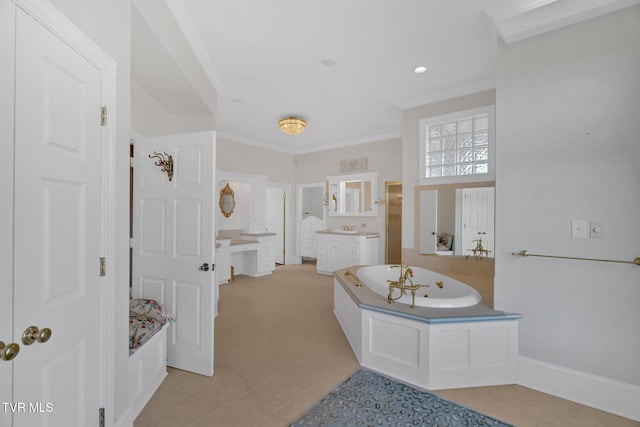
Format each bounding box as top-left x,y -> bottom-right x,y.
298,184 -> 325,259
132,131 -> 215,377
10,6 -> 106,425
461,187 -> 495,256
419,190 -> 438,254
266,186 -> 285,264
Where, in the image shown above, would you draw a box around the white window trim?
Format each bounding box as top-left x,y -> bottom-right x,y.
418,105 -> 496,186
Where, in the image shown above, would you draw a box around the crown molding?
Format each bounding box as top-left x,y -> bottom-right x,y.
485,0 -> 640,44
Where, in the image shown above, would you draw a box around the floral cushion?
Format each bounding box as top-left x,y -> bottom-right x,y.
129,314 -> 163,355
129,298 -> 175,323
128,299 -> 175,355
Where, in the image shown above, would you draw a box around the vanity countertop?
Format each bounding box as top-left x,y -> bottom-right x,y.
317,230 -> 380,237
230,239 -> 258,245
241,232 -> 277,237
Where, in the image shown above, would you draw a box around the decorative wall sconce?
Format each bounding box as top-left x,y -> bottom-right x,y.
148,151 -> 174,182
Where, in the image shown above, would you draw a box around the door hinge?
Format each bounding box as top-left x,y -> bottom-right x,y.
100,258 -> 106,277
101,106 -> 108,126
99,407 -> 105,427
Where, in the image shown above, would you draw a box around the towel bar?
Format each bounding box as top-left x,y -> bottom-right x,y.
512,250 -> 640,266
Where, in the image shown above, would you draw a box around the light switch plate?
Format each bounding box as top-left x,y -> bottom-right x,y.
590,221 -> 604,238
571,220 -> 589,238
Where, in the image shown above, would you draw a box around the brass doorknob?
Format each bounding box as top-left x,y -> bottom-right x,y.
22,326 -> 52,345
0,341 -> 20,361
199,263 -> 210,271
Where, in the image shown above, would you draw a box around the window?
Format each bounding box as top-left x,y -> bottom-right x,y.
420,105 -> 495,184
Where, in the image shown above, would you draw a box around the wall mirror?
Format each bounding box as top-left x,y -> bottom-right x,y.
419,183 -> 494,257
327,172 -> 378,216
219,183 -> 235,218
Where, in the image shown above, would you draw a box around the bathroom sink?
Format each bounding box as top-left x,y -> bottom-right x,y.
331,229 -> 358,234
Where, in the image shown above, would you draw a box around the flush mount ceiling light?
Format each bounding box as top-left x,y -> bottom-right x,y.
278,117 -> 307,135
414,65 -> 427,74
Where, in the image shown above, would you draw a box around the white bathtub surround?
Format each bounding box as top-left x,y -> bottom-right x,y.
334,267 -> 521,391
356,265 -> 481,308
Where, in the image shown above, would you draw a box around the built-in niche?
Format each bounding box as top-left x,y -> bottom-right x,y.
419,183 -> 494,258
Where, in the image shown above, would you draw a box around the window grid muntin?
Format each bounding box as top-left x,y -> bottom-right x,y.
425,112 -> 489,178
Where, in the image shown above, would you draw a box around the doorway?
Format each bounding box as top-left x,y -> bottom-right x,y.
297,183 -> 325,263
385,181 -> 402,264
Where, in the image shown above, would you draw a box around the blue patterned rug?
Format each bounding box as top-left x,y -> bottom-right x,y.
290,368 -> 514,427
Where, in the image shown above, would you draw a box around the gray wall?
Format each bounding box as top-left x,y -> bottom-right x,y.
495,6 -> 640,385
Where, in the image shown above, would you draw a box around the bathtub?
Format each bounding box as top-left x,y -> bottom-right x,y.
355,264 -> 481,308
334,265 -> 521,390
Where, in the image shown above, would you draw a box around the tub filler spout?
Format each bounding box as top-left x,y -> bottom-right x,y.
386,267 -> 430,308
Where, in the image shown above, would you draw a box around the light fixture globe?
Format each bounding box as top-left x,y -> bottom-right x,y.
278,117 -> 307,135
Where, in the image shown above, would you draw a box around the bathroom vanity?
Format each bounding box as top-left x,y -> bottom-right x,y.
316,230 -> 380,274
216,232 -> 276,281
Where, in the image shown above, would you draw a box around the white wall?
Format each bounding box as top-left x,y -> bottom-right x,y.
495,6 -> 640,386
217,137 -> 295,183
401,90 -> 496,253
295,138 -> 403,262
131,80 -> 215,136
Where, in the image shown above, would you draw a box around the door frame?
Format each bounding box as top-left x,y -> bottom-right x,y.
296,182 -> 326,264
384,181 -> 402,264
266,182 -> 292,265
7,0 -> 118,423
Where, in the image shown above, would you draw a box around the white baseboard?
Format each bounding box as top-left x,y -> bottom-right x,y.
517,356 -> 640,422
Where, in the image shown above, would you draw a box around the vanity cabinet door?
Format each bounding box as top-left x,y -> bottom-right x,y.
216,245 -> 230,284
317,235 -> 328,273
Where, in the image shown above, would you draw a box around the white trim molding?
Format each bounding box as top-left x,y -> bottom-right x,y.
517,356 -> 640,422
485,0 -> 640,44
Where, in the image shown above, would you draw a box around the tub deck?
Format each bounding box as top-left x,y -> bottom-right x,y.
338,266 -> 521,323
334,266 -> 522,391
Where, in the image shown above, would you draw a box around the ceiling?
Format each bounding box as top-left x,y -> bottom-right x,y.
131,0 -> 639,155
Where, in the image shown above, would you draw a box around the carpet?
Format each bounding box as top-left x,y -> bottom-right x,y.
290,368 -> 515,427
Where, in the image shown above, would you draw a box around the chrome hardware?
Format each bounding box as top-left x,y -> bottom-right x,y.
22,326 -> 52,345
199,263 -> 210,271
148,151 -> 174,182
0,341 -> 20,361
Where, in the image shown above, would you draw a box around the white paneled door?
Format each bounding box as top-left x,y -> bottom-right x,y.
2,2 -> 113,426
461,187 -> 495,256
266,186 -> 285,264
132,132 -> 216,377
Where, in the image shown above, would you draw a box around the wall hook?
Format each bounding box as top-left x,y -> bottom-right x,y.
148,151 -> 174,182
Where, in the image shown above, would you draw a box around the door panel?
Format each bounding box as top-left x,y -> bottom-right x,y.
132,131 -> 215,377
12,7 -> 103,425
419,190 -> 438,254
266,186 -> 285,264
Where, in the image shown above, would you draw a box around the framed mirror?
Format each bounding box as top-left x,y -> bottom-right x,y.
326,172 -> 378,216
219,183 -> 235,218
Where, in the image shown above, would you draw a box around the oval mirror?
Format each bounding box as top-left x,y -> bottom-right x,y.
219,183 -> 235,218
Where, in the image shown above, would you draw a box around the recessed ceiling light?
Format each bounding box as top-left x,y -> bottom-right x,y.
414,66 -> 427,74
231,98 -> 243,103
321,58 -> 336,67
